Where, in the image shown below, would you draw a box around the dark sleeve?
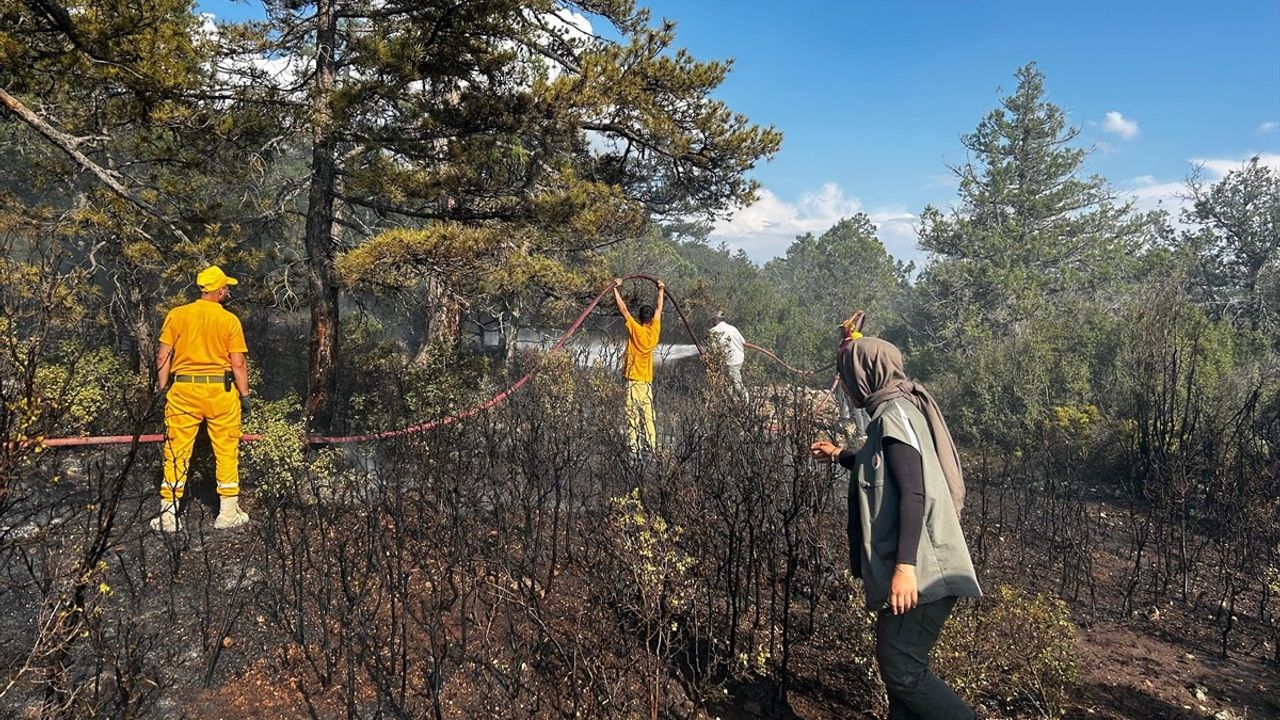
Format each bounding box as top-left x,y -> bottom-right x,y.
837,447 -> 858,469
883,438 -> 925,566
838,447 -> 862,578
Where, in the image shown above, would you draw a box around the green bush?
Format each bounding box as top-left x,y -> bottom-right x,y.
835,581 -> 1079,718
240,392 -> 307,499
936,585 -> 1080,719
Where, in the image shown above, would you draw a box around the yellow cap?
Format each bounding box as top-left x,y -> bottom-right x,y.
196,265 -> 239,292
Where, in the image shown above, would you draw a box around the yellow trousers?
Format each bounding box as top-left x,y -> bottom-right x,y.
626,380 -> 656,451
162,382 -> 242,500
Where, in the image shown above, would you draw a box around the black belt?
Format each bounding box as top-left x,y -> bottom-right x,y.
172,375 -> 225,384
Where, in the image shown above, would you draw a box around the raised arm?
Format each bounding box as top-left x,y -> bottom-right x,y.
611,277 -> 631,321
654,280 -> 665,318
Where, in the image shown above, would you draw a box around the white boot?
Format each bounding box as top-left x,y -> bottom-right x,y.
214,495 -> 250,530
149,500 -> 178,533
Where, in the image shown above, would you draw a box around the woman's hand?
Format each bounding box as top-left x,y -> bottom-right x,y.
889,564 -> 918,615
810,441 -> 840,463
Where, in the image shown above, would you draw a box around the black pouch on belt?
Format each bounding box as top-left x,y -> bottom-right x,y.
224,370 -> 234,392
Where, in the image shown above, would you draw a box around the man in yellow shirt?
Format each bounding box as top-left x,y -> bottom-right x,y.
151,265 -> 252,532
613,277 -> 664,452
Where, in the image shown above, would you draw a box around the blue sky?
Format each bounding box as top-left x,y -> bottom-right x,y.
198,0 -> 1280,263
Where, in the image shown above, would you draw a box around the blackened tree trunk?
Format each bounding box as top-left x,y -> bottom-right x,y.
304,0 -> 339,432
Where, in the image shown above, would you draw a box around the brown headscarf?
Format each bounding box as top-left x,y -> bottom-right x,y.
837,336 -> 966,514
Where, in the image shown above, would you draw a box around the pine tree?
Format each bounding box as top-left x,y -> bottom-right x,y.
918,63 -> 1150,347
231,0 -> 781,429
0,0 -> 281,367
1181,157 -> 1280,334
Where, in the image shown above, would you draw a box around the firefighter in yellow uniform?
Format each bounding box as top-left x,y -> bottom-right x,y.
612,277 -> 663,452
151,265 -> 252,532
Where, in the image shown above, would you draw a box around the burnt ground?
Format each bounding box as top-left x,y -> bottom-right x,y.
185,500 -> 1279,720
1070,618 -> 1277,720
2,453 -> 1277,720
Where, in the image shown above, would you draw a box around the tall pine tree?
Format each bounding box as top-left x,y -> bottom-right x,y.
918,63 -> 1151,348
222,0 -> 781,429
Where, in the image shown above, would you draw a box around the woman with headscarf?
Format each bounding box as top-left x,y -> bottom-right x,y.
811,333 -> 980,720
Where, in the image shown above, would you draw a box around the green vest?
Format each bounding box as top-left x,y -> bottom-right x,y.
849,397 -> 982,610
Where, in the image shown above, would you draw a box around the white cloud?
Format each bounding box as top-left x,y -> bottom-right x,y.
540,7 -> 592,41
1101,111 -> 1140,140
197,11 -> 217,37
1121,176 -> 1187,216
200,13 -> 307,92
523,7 -> 595,81
712,183 -> 856,240
871,212 -> 922,266
1121,153 -> 1280,218
710,183 -> 920,264
1192,152 -> 1280,178
1257,121 -> 1279,135
584,129 -> 619,155
716,155 -> 1275,264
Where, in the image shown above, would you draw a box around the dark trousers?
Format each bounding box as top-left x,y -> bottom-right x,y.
874,596 -> 975,720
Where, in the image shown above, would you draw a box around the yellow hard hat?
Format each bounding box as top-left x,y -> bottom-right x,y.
196,265 -> 239,292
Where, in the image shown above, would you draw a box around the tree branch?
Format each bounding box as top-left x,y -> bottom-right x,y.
0,87 -> 197,251
334,191 -> 530,223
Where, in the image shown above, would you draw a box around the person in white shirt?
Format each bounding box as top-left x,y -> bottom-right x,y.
707,311 -> 748,400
